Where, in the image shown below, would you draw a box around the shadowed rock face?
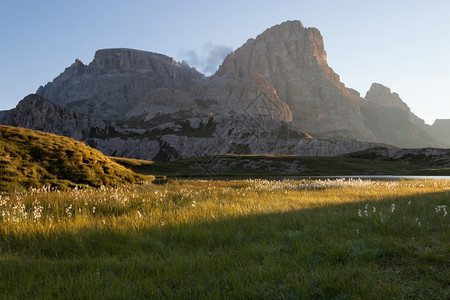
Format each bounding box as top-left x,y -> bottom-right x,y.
36,49 -> 205,120
364,83 -> 411,112
361,83 -> 445,148
0,94 -> 116,141
1,94 -> 385,161
429,119 -> 450,147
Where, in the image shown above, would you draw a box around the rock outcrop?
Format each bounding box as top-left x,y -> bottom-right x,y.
36,49 -> 205,120
0,94 -> 117,141
86,114 -> 383,161
1,94 -> 385,161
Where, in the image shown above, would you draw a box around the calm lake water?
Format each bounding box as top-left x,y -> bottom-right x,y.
172,175 -> 450,181
303,175 -> 450,180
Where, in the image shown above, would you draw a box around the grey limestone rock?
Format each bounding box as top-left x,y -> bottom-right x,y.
429,119 -> 450,147
212,20 -> 375,141
36,48 -> 205,120
0,94 -> 117,141
361,83 -> 444,148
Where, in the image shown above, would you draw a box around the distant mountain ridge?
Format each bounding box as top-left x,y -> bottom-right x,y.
1,20 -> 448,161
36,48 -> 205,120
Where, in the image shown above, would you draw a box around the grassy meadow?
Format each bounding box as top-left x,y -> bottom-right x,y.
0,178 -> 449,298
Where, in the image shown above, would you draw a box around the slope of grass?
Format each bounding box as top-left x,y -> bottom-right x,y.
0,179 -> 448,298
0,125 -> 153,191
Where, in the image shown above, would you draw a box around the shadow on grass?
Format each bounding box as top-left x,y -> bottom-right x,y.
0,190 -> 448,298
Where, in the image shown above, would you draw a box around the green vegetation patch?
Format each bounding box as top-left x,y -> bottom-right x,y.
0,179 -> 448,298
0,125 -> 153,191
118,153 -> 450,178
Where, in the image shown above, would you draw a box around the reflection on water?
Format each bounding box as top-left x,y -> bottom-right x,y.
175,175 -> 450,181
290,175 -> 450,181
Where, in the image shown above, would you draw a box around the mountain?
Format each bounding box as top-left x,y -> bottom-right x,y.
1,20 -> 448,162
429,119 -> 450,146
360,83 -> 447,147
0,94 -> 116,140
0,94 -> 384,161
204,21 -> 373,141
36,49 -> 205,120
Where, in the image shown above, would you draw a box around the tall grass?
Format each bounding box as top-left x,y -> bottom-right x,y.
0,179 -> 449,298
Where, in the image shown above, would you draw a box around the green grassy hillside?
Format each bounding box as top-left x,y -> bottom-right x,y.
0,125 -> 153,191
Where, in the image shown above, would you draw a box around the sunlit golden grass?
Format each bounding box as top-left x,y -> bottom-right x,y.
0,179 -> 449,298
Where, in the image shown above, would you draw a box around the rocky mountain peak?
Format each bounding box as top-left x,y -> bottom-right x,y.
73,58 -> 85,66
257,20 -> 327,66
0,94 -> 113,141
430,119 -> 450,147
65,58 -> 86,75
364,83 -> 410,112
213,20 -> 371,140
216,20 -> 330,79
90,48 -> 182,72
36,48 -> 205,120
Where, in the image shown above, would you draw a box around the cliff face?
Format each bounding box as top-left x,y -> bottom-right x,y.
0,94 -> 117,141
36,49 -> 205,120
1,94 -> 385,161
211,21 -> 373,141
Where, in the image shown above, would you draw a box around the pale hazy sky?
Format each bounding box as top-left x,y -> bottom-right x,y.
1,0 -> 449,124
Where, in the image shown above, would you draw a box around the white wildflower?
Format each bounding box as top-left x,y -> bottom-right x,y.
435,205 -> 447,217
32,200 -> 43,222
391,203 -> 396,213
65,204 -> 73,218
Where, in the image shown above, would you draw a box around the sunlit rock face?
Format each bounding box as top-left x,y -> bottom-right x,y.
213,20 -> 375,141
36,49 -> 205,120
191,72 -> 294,123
